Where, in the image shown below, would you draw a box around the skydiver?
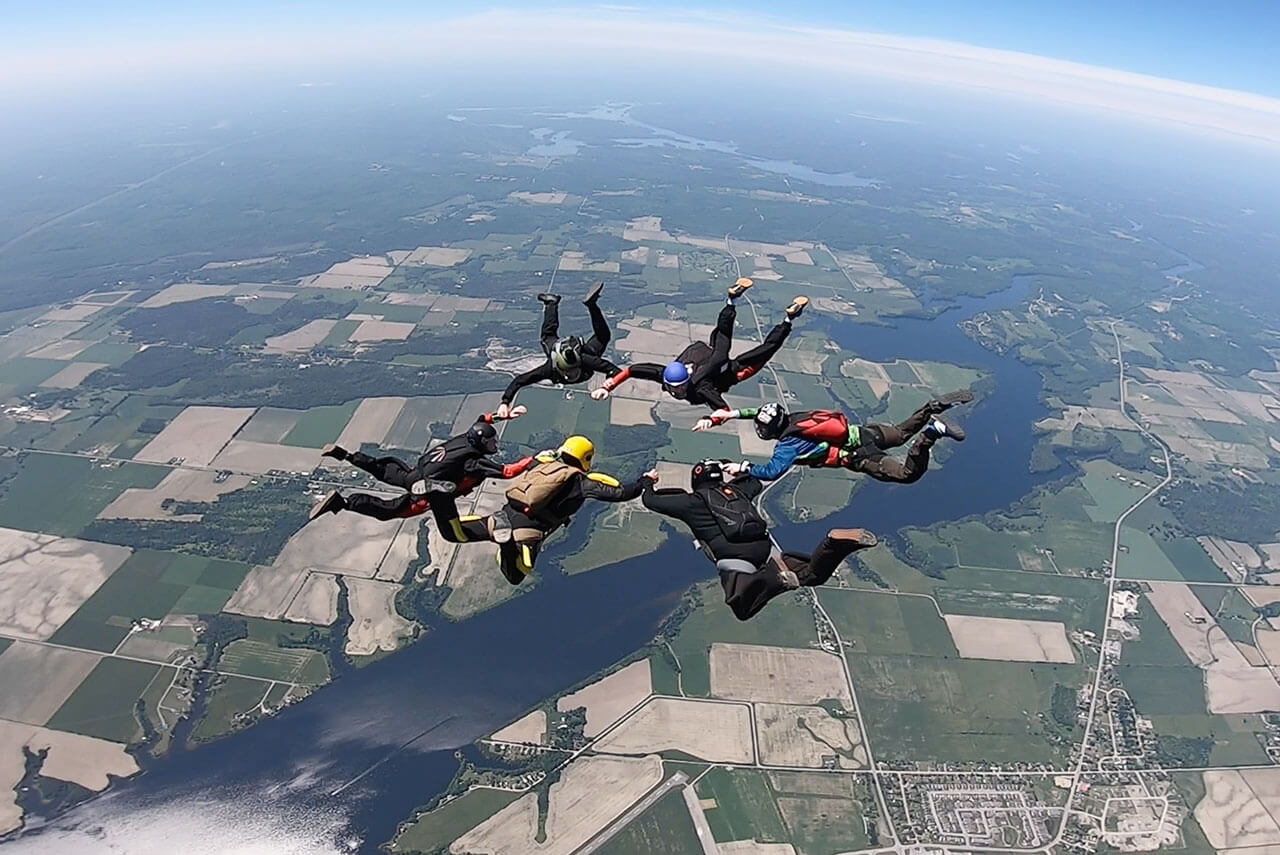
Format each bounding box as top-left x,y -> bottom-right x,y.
641,459 -> 878,621
590,277 -> 808,410
455,435 -> 657,584
496,282 -> 623,418
307,408 -> 533,541
694,391 -> 972,484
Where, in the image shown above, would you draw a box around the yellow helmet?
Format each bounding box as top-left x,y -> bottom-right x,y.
557,435 -> 595,471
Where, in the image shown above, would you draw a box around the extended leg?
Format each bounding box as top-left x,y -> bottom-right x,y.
718,566 -> 791,621
728,319 -> 792,383
783,528 -> 878,587
539,298 -> 561,355
871,403 -> 935,450
854,440 -> 933,484
583,300 -> 612,351
497,539 -> 541,585
429,494 -> 475,543
346,452 -> 418,490
707,302 -> 737,358
344,491 -> 421,522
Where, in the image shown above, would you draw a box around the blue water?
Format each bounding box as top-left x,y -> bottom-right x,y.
3,276 -> 1045,854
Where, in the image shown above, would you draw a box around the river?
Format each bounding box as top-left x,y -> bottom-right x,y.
3,275 -> 1049,854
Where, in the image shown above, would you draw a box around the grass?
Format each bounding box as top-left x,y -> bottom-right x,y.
783,468 -> 855,525
218,639 -> 329,684
191,674 -> 271,743
1079,460 -> 1152,523
66,396 -> 183,456
1116,665 -> 1207,717
663,429 -> 741,465
238,407 -> 302,443
319,319 -> 360,347
666,581 -> 819,697
695,768 -> 788,844
281,400 -> 361,448
46,657 -> 163,743
73,340 -> 141,365
1160,537 -> 1230,583
1117,526 -> 1184,581
930,566 -> 1109,635
848,653 -> 1082,764
170,584 -> 236,615
0,452 -> 168,536
390,788 -> 523,853
1152,714 -> 1271,766
821,589 -> 958,657
560,506 -> 669,575
384,395 -> 466,450
0,638 -> 10,657
776,790 -> 871,854
596,788 -> 702,855
0,356 -> 66,392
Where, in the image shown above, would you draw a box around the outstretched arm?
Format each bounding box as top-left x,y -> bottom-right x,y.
581,472 -> 656,503
746,439 -> 807,481
694,406 -> 761,432
502,363 -> 553,405
468,455 -> 536,479
581,353 -> 622,378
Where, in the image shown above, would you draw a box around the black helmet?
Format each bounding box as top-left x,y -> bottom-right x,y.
551,336 -> 584,374
754,402 -> 789,440
467,421 -> 498,454
691,459 -> 727,490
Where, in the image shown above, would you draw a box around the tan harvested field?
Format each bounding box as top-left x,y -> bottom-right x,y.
558,251 -> 619,274
403,246 -> 472,266
382,292 -> 438,308
654,460 -> 691,490
710,643 -> 852,706
944,614 -> 1076,663
0,321 -> 86,363
263,319 -> 338,354
210,440 -> 320,474
608,397 -> 655,426
1195,770 -> 1280,849
509,190 -> 568,204
139,283 -> 234,308
719,842 -> 798,855
452,754 -> 662,855
332,397 -> 406,450
344,577 -> 414,656
621,247 -> 649,264
491,709 -> 547,745
225,565 -> 308,621
1246,587 -> 1280,608
1146,582 -> 1280,714
557,660 -> 652,738
38,303 -> 104,322
431,295 -> 490,313
754,702 -> 865,769
303,256 -> 394,290
1239,642 -> 1267,667
350,320 -> 416,342
98,468 -> 251,521
594,697 -> 753,763
1256,630 -> 1280,666
117,630 -> 193,661
0,641 -> 100,725
24,338 -> 93,360
0,528 -> 131,640
1261,543 -> 1280,571
38,361 -> 107,389
1037,405 -> 1138,433
273,511 -> 401,578
377,520 -> 421,582
0,719 -> 139,835
736,420 -> 775,457
282,572 -> 340,625
134,406 -> 254,466
656,251 -> 679,269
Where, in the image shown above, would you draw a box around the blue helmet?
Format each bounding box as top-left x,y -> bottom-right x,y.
663,361 -> 690,386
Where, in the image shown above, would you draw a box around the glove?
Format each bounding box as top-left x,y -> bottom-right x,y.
496,403 -> 511,419
693,417 -> 714,432
591,388 -> 610,401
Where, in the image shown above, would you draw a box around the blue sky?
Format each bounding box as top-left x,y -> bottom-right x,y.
7,0 -> 1279,97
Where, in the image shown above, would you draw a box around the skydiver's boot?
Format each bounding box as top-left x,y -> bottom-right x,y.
785,296 -> 809,321
583,281 -> 604,306
537,293 -> 561,305
923,418 -> 965,442
410,478 -> 457,496
309,490 -> 346,521
320,444 -> 348,461
727,277 -> 754,301
926,389 -> 975,414
828,528 -> 879,549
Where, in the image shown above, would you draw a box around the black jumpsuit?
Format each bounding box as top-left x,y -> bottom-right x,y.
626,303 -> 792,409
845,401 -> 944,484
641,475 -> 864,621
343,419 -> 532,540
501,298 -> 622,405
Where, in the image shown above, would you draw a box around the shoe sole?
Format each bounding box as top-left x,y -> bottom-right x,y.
829,528 -> 878,548
786,296 -> 809,318
728,277 -> 755,298
309,491 -> 341,521
945,424 -> 966,441
320,443 -> 340,459
937,389 -> 975,406
583,282 -> 604,304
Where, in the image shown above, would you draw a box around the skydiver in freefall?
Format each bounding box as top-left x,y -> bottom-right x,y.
693,391 -> 972,484
589,277 -> 808,410
496,282 -> 624,418
641,459 -> 878,621
308,408 -> 533,541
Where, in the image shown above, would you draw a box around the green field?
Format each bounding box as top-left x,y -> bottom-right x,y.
390,788 -> 523,854
597,788 -> 702,855
561,507 -> 669,575
849,654 -> 1082,764
0,452 -> 168,536
695,768 -> 788,844
65,395 -> 184,457
281,401 -> 361,448
1117,526 -> 1184,581
74,340 -> 141,365
218,639 -> 329,684
929,567 -> 1109,634
384,395 -> 466,450
47,657 -> 164,743
1160,538 -> 1230,583
191,674 -> 271,743
820,589 -> 958,656
666,582 -> 819,697
783,469 -> 856,524
238,407 -> 302,443
0,356 -> 66,392
0,638 -> 11,657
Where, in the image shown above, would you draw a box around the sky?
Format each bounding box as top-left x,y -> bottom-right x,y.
4,2 -> 1280,146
